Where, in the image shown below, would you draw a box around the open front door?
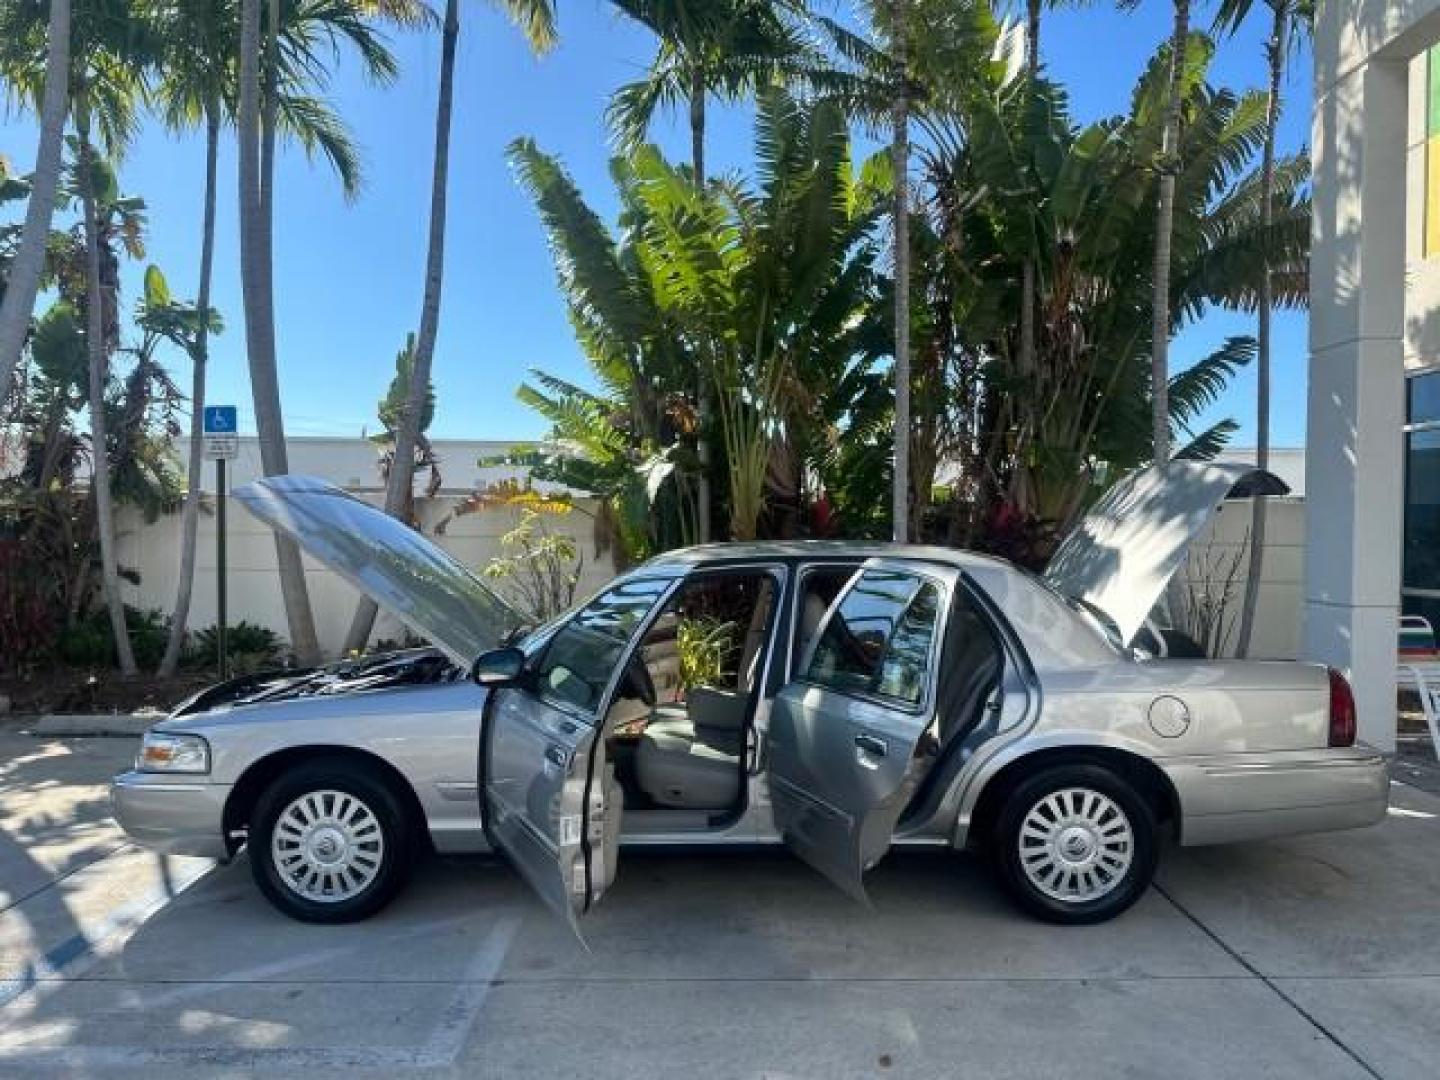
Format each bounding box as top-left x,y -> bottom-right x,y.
767,560 -> 957,901
482,577 -> 672,932
483,687 -> 607,935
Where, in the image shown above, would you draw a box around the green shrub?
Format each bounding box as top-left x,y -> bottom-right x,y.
184,621 -> 286,673
56,606 -> 171,670
367,631 -> 430,655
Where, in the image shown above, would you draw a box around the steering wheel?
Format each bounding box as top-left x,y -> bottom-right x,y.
618,652 -> 657,707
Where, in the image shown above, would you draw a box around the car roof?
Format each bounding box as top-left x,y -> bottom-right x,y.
641,540 -> 1017,575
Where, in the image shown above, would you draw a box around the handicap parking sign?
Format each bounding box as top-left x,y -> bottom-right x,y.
203,406 -> 239,459
203,406 -> 237,433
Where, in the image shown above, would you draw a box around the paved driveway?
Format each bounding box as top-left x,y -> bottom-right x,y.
2,728 -> 1438,1079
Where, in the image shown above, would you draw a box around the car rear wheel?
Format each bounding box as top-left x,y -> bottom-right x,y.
250,761 -> 413,923
992,763 -> 1157,925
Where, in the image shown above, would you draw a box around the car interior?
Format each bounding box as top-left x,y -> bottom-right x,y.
597,565 -> 856,830
897,585 -> 1006,826
597,561 -> 1005,837
604,570 -> 776,829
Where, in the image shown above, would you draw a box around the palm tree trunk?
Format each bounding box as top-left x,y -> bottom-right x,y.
1018,0 -> 1040,490
891,0 -> 911,543
689,63 -> 713,543
77,117 -> 137,676
0,0 -> 71,410
344,0 -> 461,654
159,106 -> 220,677
1026,0 -> 1041,72
1150,0 -> 1191,464
262,0 -> 279,255
1236,5 -> 1287,659
689,65 -> 706,186
239,0 -> 321,665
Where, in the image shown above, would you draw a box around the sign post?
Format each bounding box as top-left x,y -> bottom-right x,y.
202,406 -> 239,679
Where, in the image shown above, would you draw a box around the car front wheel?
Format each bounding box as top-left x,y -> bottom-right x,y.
249,761 -> 413,923
993,763 -> 1157,925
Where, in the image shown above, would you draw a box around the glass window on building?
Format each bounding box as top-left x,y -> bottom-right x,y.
1404,371 -> 1440,628
1428,46 -> 1440,257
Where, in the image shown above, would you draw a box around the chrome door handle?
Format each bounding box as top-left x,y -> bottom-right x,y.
854,732 -> 888,757
544,745 -> 570,768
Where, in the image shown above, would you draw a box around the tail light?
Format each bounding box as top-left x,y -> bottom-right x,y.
1327,667 -> 1357,747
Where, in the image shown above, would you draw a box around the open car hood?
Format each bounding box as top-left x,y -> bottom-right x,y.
1043,462 -> 1289,647
233,475 -> 523,667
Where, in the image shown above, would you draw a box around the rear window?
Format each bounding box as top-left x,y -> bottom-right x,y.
965,565 -> 1122,670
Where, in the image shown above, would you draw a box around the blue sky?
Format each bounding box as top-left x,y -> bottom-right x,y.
0,0 -> 1310,447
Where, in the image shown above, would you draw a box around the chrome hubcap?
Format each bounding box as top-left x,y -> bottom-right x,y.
271,789 -> 384,903
1018,787 -> 1133,904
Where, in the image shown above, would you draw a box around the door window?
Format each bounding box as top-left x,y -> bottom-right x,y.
533,578 -> 672,717
790,565 -> 860,677
805,570 -> 943,708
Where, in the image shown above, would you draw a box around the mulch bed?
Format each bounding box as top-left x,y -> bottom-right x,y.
0,667 -> 218,717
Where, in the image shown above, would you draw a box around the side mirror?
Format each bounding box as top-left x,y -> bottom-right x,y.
471,646 -> 527,688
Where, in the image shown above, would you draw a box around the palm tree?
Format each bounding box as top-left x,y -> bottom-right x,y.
155,1 -> 374,674
888,0 -> 911,543
61,0 -> 156,676
237,0 -> 418,664
237,0 -> 312,665
1016,0 -> 1088,469
1146,0 -> 1193,463
76,145 -> 139,676
606,0 -> 815,541
908,34 -> 1309,542
153,0 -> 228,677
1216,0 -> 1311,657
343,0 -> 557,654
510,89 -> 889,547
0,0 -> 71,415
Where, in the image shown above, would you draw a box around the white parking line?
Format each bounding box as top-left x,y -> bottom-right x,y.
133,910 -> 484,1009
418,914 -> 522,1065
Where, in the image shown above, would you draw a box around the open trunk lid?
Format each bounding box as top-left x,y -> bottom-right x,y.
1044,462 -> 1288,646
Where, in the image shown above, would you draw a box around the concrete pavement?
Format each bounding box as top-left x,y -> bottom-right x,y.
1,727 -> 1438,1078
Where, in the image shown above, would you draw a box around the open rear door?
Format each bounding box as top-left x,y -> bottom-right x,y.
767,560 -> 958,901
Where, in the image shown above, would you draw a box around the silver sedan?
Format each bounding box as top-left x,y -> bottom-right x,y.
112,464 -> 1388,928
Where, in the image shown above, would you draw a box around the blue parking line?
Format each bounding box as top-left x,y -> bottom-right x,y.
0,859 -> 216,1010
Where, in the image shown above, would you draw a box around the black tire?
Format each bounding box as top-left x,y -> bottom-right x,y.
249,760 -> 414,924
992,763 -> 1157,925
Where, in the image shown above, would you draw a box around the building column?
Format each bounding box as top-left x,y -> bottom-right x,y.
1304,58 -> 1408,752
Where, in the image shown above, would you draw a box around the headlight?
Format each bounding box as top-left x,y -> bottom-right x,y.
136,732 -> 210,774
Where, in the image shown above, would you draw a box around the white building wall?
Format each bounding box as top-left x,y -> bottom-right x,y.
1175,499 -> 1306,660
112,437 -> 617,660
1405,50 -> 1440,372
1304,0 -> 1435,750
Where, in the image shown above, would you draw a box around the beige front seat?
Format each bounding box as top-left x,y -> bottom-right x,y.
635,589 -> 772,810
635,706 -> 744,809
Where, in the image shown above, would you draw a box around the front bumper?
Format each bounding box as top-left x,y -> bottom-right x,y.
1162,745 -> 1390,847
111,771 -> 233,860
